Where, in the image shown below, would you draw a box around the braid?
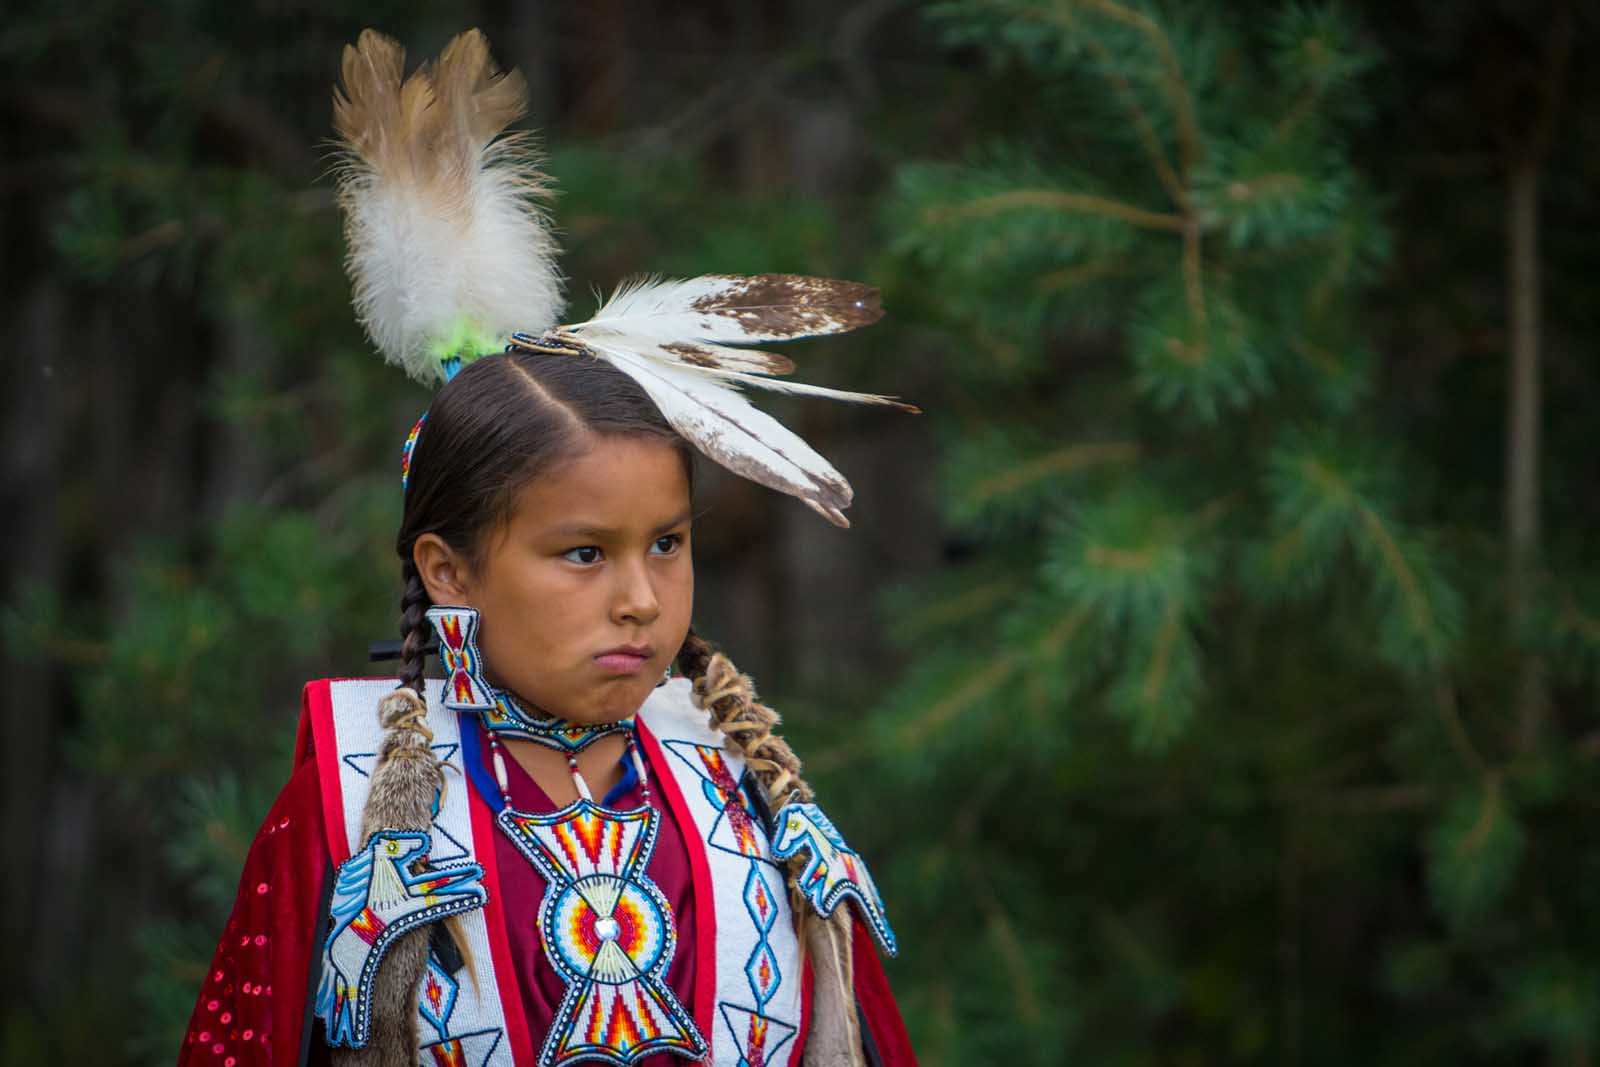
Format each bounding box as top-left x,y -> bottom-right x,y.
398,558 -> 432,697
333,561 -> 467,1063
395,557 -> 480,979
675,633 -> 816,910
675,627 -> 813,810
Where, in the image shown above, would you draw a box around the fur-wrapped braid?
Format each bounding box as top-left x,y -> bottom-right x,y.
397,559 -> 431,697
334,686 -> 442,1064
675,627 -> 868,1067
335,567 -> 473,1064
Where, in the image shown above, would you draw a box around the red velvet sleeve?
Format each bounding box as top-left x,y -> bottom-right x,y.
852,917 -> 918,1067
176,756 -> 331,1067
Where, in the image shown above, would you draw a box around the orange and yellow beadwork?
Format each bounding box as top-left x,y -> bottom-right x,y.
499,802 -> 706,1067
400,412 -> 426,491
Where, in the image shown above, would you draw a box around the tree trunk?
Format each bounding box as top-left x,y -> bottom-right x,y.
1506,154 -> 1545,752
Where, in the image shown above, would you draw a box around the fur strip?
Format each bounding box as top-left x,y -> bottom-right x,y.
801,909 -> 868,1066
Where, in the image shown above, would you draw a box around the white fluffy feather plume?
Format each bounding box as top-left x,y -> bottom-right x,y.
332,29 -> 562,384
512,273 -> 917,527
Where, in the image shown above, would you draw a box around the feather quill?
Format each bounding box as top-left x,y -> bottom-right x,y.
331,29 -> 562,383
679,361 -> 918,410
634,339 -> 798,377
589,332 -> 917,410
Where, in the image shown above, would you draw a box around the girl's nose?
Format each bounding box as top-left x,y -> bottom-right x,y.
612,557 -> 661,624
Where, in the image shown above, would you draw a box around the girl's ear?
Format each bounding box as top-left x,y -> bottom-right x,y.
413,533 -> 475,607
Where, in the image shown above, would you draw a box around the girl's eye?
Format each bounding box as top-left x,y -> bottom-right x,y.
651,534 -> 682,555
563,546 -> 603,564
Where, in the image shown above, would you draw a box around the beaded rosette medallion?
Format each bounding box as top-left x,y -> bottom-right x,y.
499,801 -> 706,1066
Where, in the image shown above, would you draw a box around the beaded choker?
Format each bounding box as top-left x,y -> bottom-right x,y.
425,605 -> 638,753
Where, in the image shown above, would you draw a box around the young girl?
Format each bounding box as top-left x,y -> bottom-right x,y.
177,27 -> 915,1067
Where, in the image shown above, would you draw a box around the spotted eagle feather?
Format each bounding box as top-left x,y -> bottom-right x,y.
545,274 -> 914,525
567,273 -> 883,345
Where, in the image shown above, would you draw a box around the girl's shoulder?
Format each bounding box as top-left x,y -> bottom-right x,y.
180,730 -> 331,1065
295,677 -> 458,865
294,676 -> 443,758
635,675 -> 719,742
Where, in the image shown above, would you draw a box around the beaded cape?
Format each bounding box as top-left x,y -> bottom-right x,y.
175,678 -> 916,1067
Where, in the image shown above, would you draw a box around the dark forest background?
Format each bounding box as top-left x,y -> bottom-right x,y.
5,1 -> 1600,1064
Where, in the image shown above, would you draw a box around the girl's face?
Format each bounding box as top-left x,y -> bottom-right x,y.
416,435 -> 694,724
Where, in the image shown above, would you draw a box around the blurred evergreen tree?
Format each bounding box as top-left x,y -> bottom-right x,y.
871,2 -> 1600,1064
0,6 -> 434,1060
8,1 -> 1600,1064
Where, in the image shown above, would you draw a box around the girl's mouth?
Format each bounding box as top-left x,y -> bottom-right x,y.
594,649 -> 651,674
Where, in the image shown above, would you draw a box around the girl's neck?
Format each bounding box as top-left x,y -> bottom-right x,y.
501,732 -> 629,807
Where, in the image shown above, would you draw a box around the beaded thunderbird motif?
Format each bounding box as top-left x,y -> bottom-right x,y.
771,802 -> 897,957
498,800 -> 707,1067
315,829 -> 487,1046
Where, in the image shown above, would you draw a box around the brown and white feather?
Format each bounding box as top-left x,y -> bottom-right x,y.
568,274 -> 884,345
